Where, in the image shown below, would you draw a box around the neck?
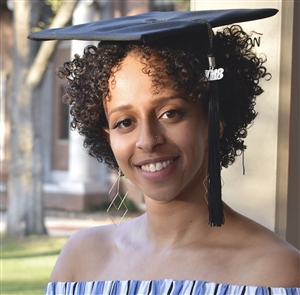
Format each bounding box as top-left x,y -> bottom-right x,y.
142,184 -> 214,248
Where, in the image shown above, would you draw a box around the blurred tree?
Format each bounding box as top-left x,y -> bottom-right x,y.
6,0 -> 77,236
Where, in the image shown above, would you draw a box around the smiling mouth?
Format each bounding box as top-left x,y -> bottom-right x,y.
141,159 -> 176,173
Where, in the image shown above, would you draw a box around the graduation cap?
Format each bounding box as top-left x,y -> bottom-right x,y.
29,8 -> 278,227
28,9 -> 278,43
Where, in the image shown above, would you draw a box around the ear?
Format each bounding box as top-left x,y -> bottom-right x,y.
220,121 -> 225,138
103,127 -> 110,144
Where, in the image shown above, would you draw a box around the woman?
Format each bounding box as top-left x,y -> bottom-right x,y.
30,9 -> 299,295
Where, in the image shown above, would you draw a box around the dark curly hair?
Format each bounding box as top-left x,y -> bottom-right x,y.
57,25 -> 269,170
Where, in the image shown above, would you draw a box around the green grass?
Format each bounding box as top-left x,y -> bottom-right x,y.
1,235 -> 68,295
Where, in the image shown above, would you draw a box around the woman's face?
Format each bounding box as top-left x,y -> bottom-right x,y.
104,52 -> 208,203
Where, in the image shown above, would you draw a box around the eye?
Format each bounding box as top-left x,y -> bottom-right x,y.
161,110 -> 183,119
114,119 -> 133,129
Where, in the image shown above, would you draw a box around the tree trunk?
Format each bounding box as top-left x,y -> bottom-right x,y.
7,0 -> 77,236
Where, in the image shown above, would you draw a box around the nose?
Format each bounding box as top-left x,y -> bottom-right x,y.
135,120 -> 164,152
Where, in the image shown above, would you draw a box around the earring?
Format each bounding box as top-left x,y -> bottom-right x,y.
203,175 -> 225,203
107,169 -> 129,227
203,176 -> 208,204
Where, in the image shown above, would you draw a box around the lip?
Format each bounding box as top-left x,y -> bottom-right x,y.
136,156 -> 179,181
134,156 -> 179,167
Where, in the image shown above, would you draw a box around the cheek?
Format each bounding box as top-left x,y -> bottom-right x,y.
173,118 -> 208,149
180,122 -> 208,163
109,134 -> 133,166
109,135 -> 123,158
188,132 -> 208,158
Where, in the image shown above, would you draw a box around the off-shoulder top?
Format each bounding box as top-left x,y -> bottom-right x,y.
44,279 -> 300,295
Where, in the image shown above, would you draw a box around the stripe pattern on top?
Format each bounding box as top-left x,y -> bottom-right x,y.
44,279 -> 300,295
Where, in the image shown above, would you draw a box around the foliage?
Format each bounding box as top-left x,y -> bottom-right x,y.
46,0 -> 63,14
85,198 -> 139,213
32,0 -> 64,32
1,236 -> 68,294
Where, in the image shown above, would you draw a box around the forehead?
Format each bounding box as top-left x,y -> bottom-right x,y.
111,53 -> 149,85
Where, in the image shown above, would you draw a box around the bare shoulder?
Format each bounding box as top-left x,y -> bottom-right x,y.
250,227 -> 300,287
228,209 -> 300,287
50,224 -> 116,282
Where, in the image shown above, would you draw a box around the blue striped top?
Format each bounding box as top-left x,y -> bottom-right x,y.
44,279 -> 300,295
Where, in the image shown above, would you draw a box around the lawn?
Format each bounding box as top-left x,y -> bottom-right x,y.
1,235 -> 68,295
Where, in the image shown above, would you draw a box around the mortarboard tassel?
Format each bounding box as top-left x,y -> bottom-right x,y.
208,80 -> 224,226
203,21 -> 225,227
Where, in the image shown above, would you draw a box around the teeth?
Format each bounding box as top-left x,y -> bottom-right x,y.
141,159 -> 174,173
149,164 -> 156,172
156,162 -> 163,171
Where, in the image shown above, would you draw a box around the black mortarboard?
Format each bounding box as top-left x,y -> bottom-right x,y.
29,8 -> 278,227
28,9 -> 277,42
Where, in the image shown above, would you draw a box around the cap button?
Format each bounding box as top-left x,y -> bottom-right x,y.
144,19 -> 158,24
144,19 -> 167,24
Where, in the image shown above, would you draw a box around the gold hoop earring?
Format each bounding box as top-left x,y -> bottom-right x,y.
107,169 -> 128,227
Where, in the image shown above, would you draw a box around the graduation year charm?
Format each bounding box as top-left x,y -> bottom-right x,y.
205,56 -> 224,81
205,68 -> 224,81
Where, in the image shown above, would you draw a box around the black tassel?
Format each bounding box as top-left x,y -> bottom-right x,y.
208,81 -> 224,227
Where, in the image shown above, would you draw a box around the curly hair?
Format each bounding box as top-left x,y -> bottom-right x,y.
57,25 -> 269,170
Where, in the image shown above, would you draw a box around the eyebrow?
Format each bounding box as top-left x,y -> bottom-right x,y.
107,104 -> 134,117
107,95 -> 184,118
